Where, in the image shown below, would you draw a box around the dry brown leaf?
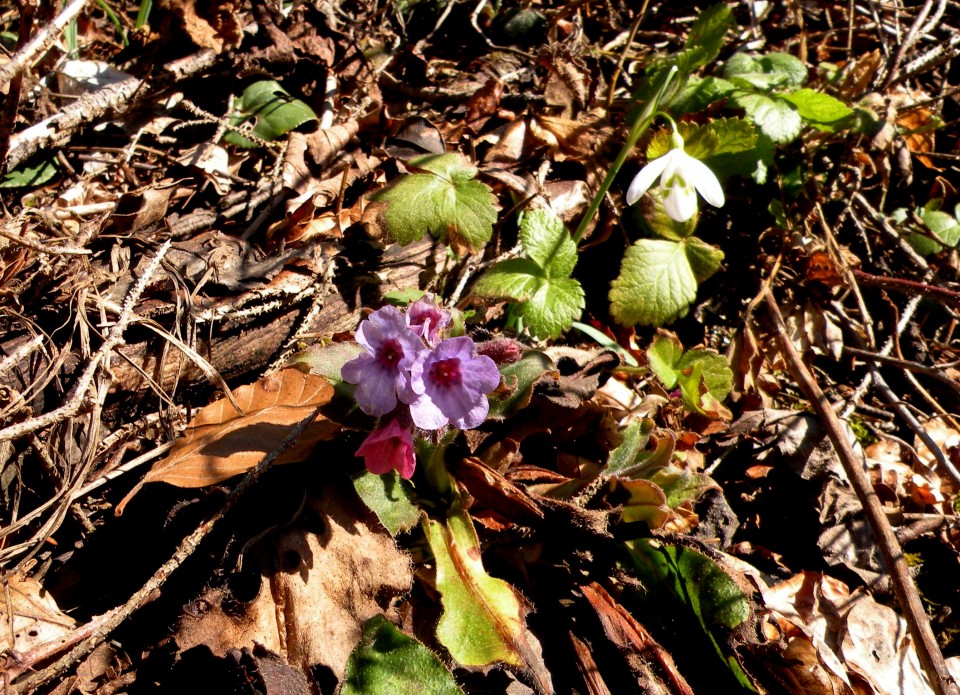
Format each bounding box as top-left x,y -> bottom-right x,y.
120,369 -> 337,508
0,572 -> 76,657
897,106 -> 939,170
175,485 -> 412,680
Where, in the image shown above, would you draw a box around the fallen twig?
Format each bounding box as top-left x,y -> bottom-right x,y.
764,290 -> 959,695
0,0 -> 91,93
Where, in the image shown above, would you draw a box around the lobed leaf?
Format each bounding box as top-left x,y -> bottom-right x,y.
518,208 -> 578,278
731,91 -> 803,144
374,153 -> 498,252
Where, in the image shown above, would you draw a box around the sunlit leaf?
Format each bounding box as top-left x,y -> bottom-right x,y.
353,470 -> 420,536
342,616 -> 464,695
225,80 -> 317,148
0,158 -> 58,188
423,510 -> 530,667
373,153 -> 498,252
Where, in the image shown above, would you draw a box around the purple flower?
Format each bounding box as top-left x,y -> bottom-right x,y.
342,306 -> 424,416
407,337 -> 501,430
406,295 -> 450,346
356,420 -> 416,479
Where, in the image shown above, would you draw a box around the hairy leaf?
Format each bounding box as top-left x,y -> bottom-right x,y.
488,351 -> 557,419
353,471 -> 420,536
374,153 -> 498,252
342,616 -> 463,695
423,510 -> 530,667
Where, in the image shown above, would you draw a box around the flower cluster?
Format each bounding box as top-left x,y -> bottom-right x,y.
342,298 -> 501,479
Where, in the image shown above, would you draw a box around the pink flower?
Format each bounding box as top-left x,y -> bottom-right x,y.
407,337 -> 501,430
355,420 -> 416,479
342,306 -> 425,416
406,295 -> 450,346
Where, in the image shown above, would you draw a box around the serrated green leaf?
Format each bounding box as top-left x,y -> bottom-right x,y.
648,119 -> 757,164
708,132 -> 774,183
647,334 -> 685,389
610,239 -> 697,327
518,276 -> 585,339
724,52 -> 807,89
671,76 -> 736,115
640,187 -> 700,241
488,351 -> 556,419
423,510 -> 530,667
0,158 -> 58,188
519,208 -> 577,278
473,259 -> 543,300
474,257 -> 583,339
352,470 -> 420,536
374,154 -> 498,252
683,3 -> 734,70
676,348 -> 733,401
731,91 -> 802,143
780,88 -> 853,129
224,80 -> 317,148
342,616 -> 464,695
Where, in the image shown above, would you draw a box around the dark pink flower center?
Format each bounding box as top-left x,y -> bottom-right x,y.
429,358 -> 462,388
375,339 -> 403,369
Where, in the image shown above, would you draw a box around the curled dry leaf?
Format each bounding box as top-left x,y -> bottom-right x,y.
119,369 -> 337,511
0,572 -> 76,657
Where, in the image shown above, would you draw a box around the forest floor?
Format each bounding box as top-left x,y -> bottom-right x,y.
3,0 -> 960,693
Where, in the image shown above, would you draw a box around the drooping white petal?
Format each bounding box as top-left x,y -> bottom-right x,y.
680,155 -> 725,208
625,153 -> 671,205
663,180 -> 698,222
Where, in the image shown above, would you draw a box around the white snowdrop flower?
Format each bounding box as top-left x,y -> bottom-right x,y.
626,129 -> 725,222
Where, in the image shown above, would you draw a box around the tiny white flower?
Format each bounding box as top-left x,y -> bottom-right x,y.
626,130 -> 725,223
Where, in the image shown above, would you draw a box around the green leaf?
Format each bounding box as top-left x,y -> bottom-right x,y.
374,153 -> 498,252
473,259 -> 543,299
288,341 -> 364,403
648,465 -> 719,509
780,88 -> 853,129
648,119 -> 757,163
724,52 -> 807,89
647,334 -> 685,389
0,158 -> 58,188
423,510 -> 530,667
676,348 -> 733,405
906,206 -> 960,254
646,334 -> 732,412
488,350 -> 556,418
708,132 -> 775,183
224,80 -> 317,148
671,76 -> 736,115
625,539 -> 754,687
683,4 -> 734,70
342,616 -> 464,695
606,419 -> 655,477
352,470 -> 420,536
610,238 -> 724,327
519,208 -> 577,278
614,478 -> 670,528
731,91 -> 802,143
474,261 -> 583,339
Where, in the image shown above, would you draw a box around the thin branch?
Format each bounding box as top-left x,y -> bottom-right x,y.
764,291 -> 959,695
0,0 -> 91,93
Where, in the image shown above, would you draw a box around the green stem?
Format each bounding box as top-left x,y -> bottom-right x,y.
573,65 -> 679,246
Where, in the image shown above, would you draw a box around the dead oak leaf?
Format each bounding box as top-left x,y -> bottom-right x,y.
119,369 -> 337,511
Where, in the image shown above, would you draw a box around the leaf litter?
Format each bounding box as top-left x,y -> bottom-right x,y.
3,1 -> 960,693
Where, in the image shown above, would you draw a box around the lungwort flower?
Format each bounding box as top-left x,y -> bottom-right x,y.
355,419 -> 416,479
626,129 -> 724,223
341,306 -> 424,417
406,337 -> 501,430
